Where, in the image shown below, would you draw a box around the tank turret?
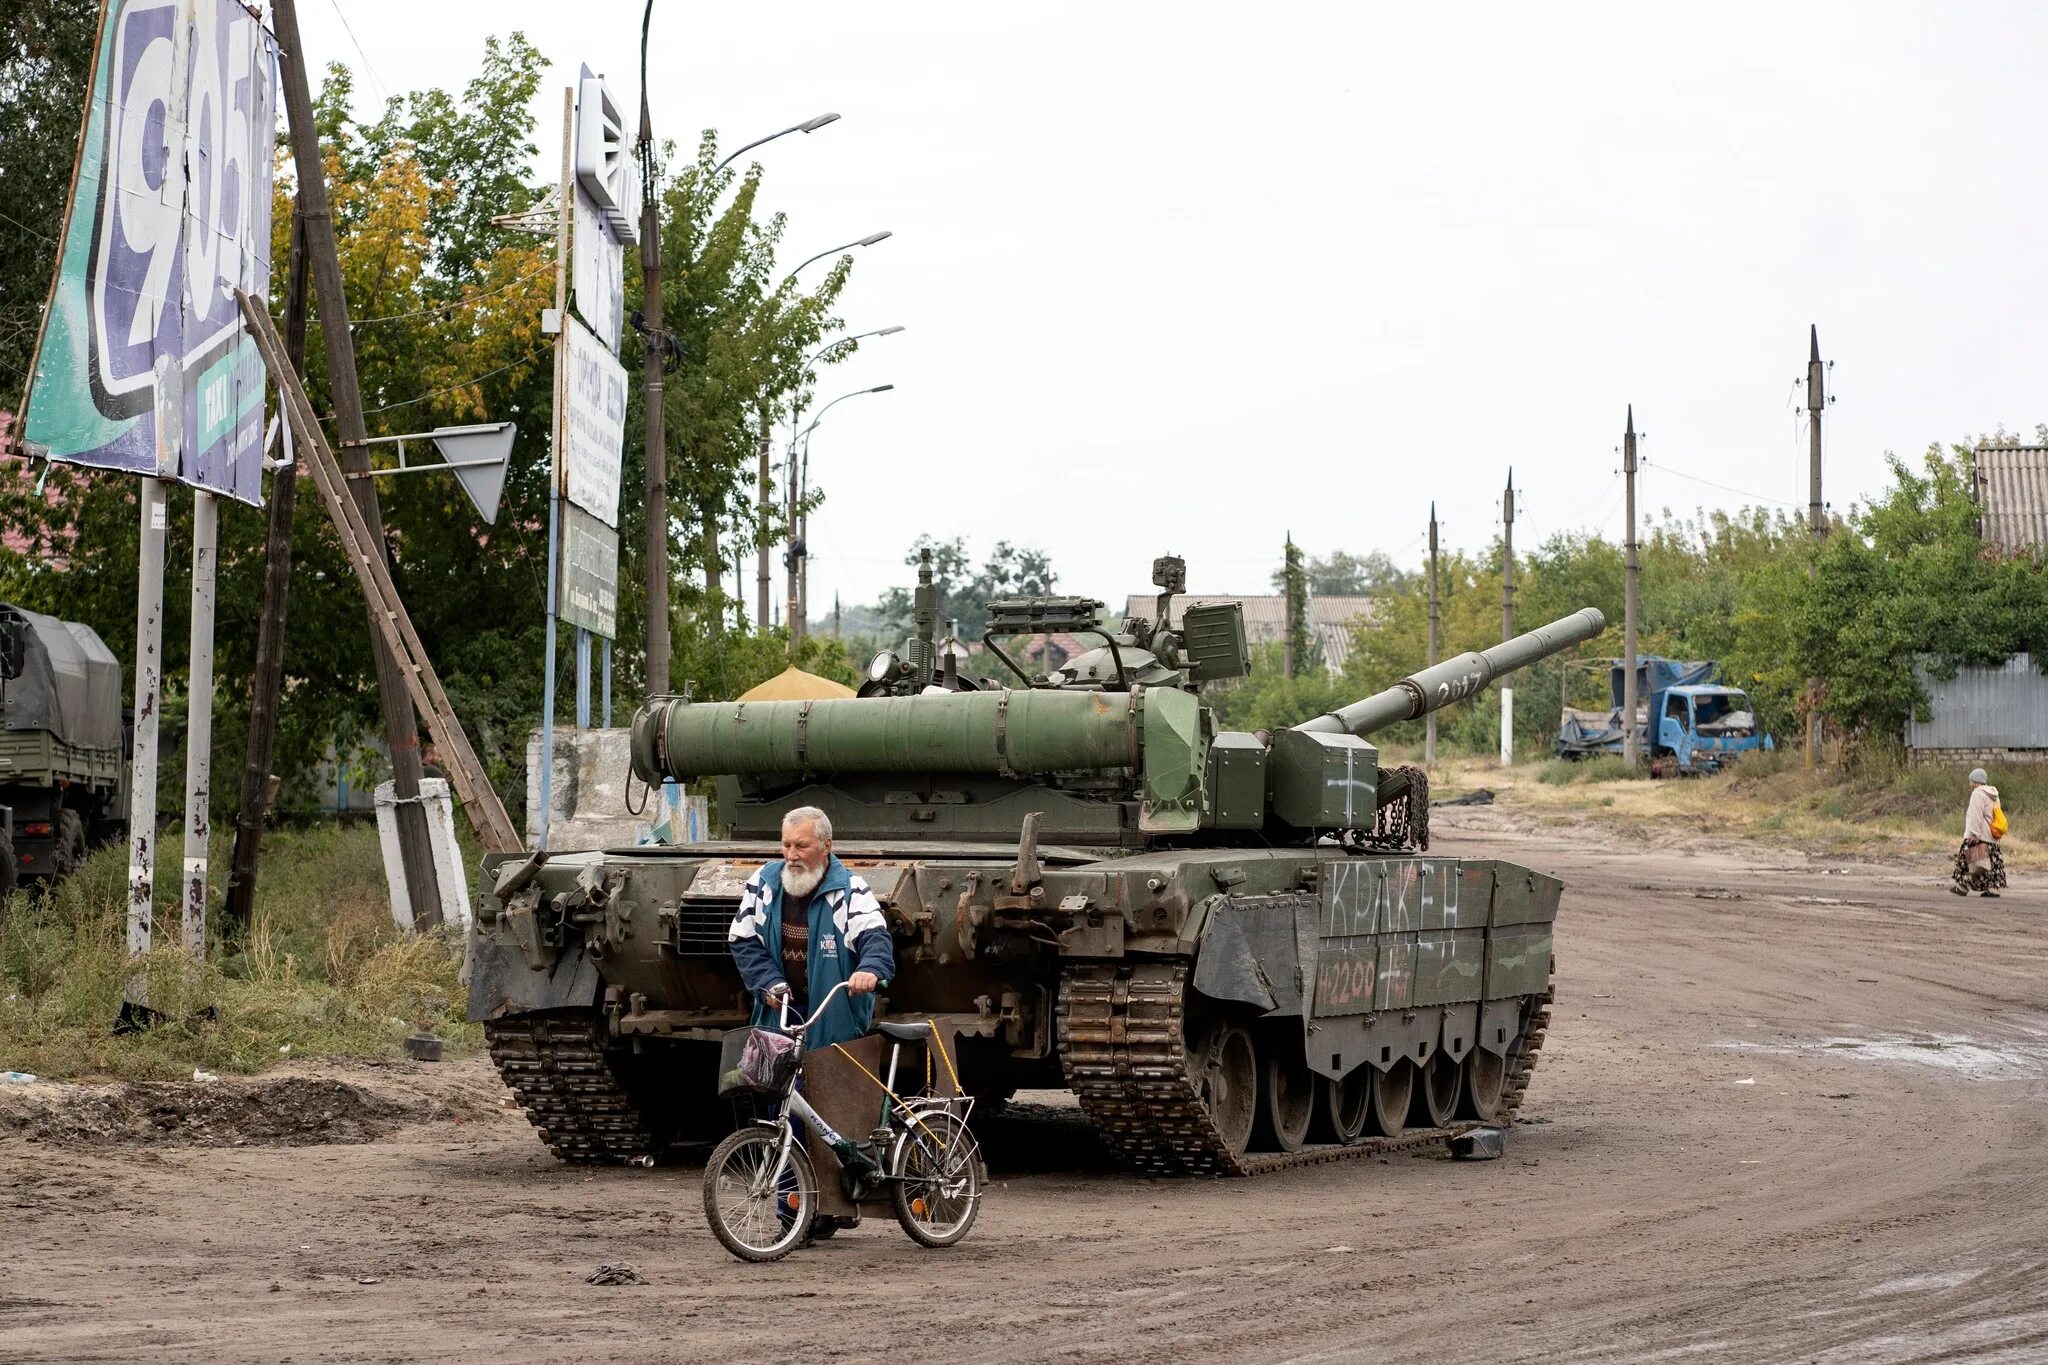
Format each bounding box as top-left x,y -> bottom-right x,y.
631,558 -> 1605,849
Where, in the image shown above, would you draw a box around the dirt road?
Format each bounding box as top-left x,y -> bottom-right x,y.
6,813 -> 2047,1363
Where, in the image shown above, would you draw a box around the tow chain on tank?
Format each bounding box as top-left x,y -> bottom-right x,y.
1058,961 -> 1552,1177
484,1012 -> 662,1164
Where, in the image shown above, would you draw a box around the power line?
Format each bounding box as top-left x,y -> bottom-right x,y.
0,209 -> 57,246
353,347 -> 548,416
324,0 -> 390,103
350,262 -> 553,324
1643,460 -> 1797,509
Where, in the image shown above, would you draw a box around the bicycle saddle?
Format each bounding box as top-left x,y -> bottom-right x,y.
872,1018 -> 937,1041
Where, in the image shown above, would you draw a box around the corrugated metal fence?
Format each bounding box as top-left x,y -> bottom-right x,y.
1908,654 -> 2048,749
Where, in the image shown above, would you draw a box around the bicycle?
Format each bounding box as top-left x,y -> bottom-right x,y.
702,981 -> 985,1263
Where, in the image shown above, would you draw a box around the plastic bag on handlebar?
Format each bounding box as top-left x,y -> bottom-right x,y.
717,1026 -> 801,1100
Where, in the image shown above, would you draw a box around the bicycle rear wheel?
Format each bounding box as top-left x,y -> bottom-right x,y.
702,1126 -> 817,1263
889,1111 -> 983,1248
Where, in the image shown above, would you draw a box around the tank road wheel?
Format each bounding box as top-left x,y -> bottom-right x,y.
1460,1046 -> 1511,1125
1366,1063 -> 1413,1136
1323,1071 -> 1372,1145
1190,1020 -> 1257,1159
1409,1051 -> 1460,1129
1252,1032 -> 1316,1153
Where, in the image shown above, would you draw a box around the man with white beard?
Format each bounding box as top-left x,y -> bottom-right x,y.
727,806 -> 895,1050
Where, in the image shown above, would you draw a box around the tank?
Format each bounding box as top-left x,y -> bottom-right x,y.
467,554 -> 1607,1175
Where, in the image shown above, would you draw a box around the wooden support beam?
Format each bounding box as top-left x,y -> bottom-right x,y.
238,290 -> 522,856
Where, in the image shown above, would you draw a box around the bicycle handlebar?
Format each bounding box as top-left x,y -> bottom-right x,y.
776,980 -> 851,1036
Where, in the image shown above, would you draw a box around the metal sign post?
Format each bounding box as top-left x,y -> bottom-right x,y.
540,85 -> 574,851
125,479 -> 167,990
341,423 -> 516,523
521,70 -> 633,849
181,489 -> 217,957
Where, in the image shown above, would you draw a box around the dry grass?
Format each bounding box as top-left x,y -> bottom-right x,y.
1405,744 -> 2036,862
0,824 -> 478,1081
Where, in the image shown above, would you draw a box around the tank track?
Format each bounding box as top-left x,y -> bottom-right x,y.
1057,961 -> 1549,1177
1500,984 -> 1553,1122
483,1011 -> 665,1165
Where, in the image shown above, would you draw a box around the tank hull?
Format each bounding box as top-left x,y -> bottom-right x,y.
468,838 -> 1559,1174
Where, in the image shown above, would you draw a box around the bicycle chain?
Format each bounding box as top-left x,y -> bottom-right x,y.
1057,961 -> 1552,1178
484,1011 -> 663,1165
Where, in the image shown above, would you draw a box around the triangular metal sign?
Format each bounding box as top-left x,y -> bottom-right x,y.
429,423 -> 515,524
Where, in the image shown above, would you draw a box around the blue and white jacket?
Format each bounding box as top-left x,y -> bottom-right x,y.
728,854 -> 895,1050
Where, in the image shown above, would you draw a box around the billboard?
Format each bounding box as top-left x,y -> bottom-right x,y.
571,191 -> 623,356
558,501 -> 619,638
23,0 -> 278,505
561,315 -> 626,527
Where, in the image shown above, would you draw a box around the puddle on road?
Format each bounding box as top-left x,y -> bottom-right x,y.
1711,1035 -> 2042,1079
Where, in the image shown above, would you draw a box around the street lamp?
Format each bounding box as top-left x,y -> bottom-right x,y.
715,112 -> 840,175
786,384 -> 896,640
802,325 -> 904,374
785,230 -> 892,282
758,328 -> 905,626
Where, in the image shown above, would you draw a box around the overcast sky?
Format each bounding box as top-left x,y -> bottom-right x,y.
296,1 -> 2048,619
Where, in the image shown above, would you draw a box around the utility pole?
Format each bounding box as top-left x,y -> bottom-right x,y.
833,592 -> 842,640
274,0 -> 441,927
636,4 -> 669,696
702,498 -> 723,640
756,401 -> 772,629
225,210 -> 309,931
1805,324 -> 1825,769
794,441 -> 811,641
1426,502 -> 1440,765
1281,534 -> 1299,678
785,461 -> 801,643
1808,325 -> 1825,539
1500,468 -> 1515,766
1622,406 -> 1641,768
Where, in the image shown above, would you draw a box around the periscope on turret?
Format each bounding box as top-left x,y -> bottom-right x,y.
470,553 -> 1606,1175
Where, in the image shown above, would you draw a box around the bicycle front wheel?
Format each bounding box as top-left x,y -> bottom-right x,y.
703,1126 -> 817,1263
888,1111 -> 983,1248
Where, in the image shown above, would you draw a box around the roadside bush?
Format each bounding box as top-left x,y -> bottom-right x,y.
0,824 -> 475,1080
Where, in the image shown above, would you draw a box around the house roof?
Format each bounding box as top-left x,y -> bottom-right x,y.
1976,444 -> 2048,556
1122,593 -> 1377,674
1122,593 -> 1377,635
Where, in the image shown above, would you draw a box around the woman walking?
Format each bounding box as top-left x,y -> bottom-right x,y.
1951,768 -> 2006,897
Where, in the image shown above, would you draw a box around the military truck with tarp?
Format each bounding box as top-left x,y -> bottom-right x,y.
1556,655 -> 1771,775
0,605 -> 126,890
468,554 -> 1606,1176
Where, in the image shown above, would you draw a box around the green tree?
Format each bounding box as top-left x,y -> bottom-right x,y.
643,132 -> 851,642
1733,442 -> 2048,744
1271,549 -> 1413,597
0,0 -> 97,394
1280,537 -> 1311,678
874,535 -> 1057,642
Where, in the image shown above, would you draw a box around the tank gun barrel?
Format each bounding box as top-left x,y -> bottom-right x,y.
1294,607 -> 1607,739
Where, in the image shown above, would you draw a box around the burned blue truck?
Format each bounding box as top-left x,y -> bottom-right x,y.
1556,656 -> 1771,775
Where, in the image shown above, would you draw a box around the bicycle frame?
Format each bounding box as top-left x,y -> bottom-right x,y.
751,983 -> 973,1201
